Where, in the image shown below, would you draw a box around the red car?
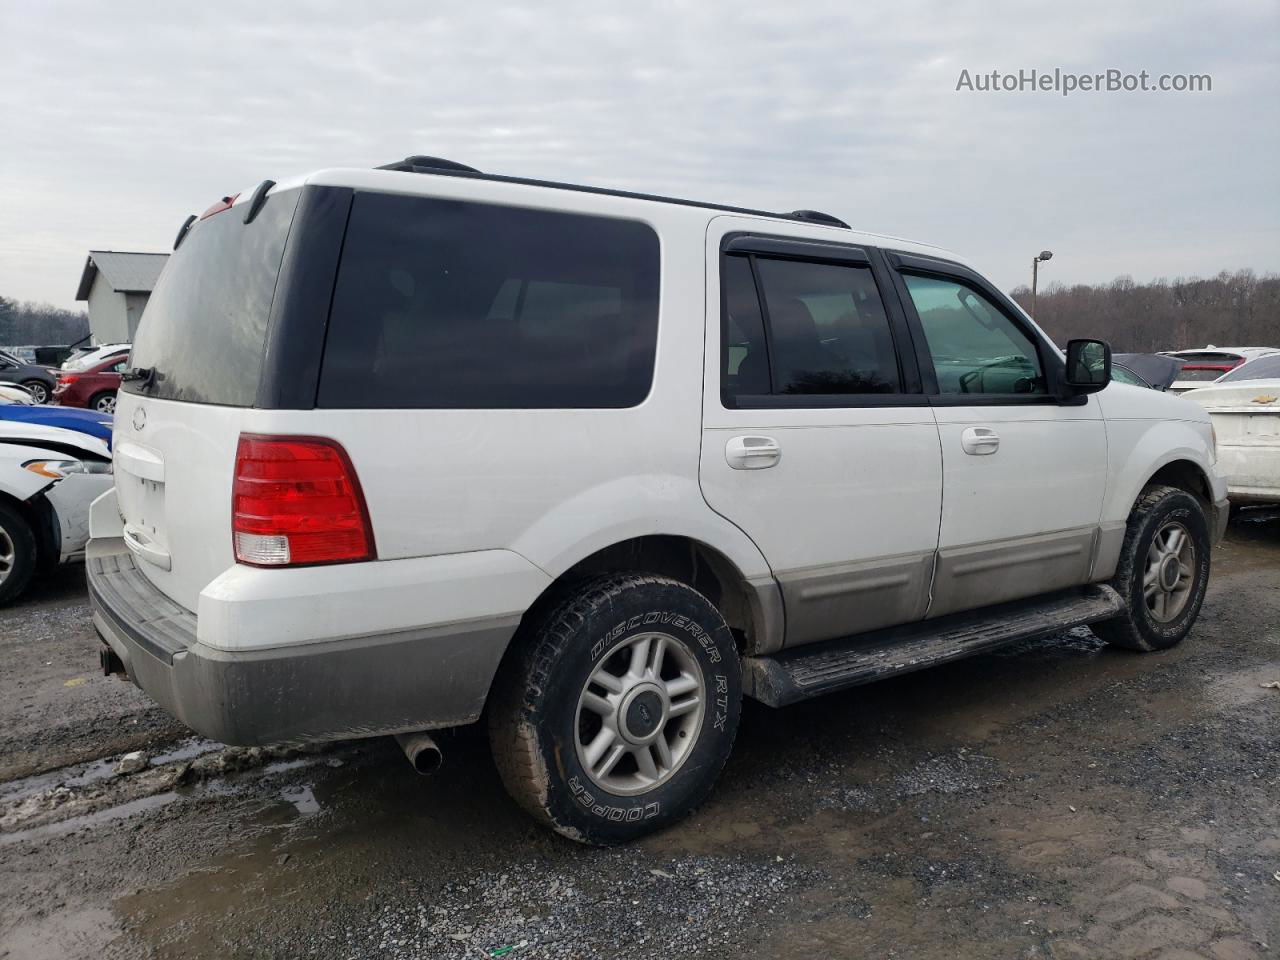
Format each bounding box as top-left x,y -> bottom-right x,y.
53,354 -> 127,413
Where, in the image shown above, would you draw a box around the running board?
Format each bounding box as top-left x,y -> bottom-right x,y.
743,585 -> 1125,707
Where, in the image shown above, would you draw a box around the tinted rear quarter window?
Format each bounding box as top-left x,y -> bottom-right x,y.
318,193 -> 660,409
125,191 -> 300,405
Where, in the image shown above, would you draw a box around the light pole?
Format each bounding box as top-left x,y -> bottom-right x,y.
1031,250 -> 1053,318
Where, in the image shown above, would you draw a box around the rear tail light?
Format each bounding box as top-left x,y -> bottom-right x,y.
57,375 -> 79,386
232,435 -> 375,567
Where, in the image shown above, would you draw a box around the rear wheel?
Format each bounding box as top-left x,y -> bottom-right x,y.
1093,485 -> 1211,651
89,391 -> 117,414
489,573 -> 741,844
0,502 -> 38,606
20,380 -> 48,404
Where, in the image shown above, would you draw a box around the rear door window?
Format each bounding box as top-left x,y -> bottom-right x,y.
318,194 -> 660,409
721,251 -> 903,404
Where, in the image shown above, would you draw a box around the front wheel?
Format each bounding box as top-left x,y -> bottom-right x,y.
0,502 -> 38,606
1093,485 -> 1211,651
20,380 -> 48,404
489,573 -> 742,844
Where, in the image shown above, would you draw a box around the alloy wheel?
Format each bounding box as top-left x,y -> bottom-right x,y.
0,528 -> 14,586
1143,520 -> 1195,622
574,632 -> 705,796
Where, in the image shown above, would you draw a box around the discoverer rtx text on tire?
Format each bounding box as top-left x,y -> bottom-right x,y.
488,573 -> 742,845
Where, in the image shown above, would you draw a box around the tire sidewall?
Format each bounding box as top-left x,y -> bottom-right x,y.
1125,493 -> 1211,647
533,581 -> 741,842
0,504 -> 37,606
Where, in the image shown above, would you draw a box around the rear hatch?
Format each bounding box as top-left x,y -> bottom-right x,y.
113,188 -> 302,612
1187,380 -> 1280,442
1168,351 -> 1243,389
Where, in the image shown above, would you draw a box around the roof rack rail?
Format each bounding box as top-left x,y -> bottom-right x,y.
377,156 -> 481,174
372,155 -> 849,229
786,209 -> 851,229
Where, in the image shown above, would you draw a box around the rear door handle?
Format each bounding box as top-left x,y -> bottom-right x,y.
960,426 -> 1000,456
726,435 -> 781,470
123,523 -> 172,571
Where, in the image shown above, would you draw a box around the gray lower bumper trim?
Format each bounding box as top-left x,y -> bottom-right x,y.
89,540 -> 518,746
1211,497 -> 1230,544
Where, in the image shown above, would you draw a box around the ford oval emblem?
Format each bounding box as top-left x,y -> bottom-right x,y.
132,407 -> 147,431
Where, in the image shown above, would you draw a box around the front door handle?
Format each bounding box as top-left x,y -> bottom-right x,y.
961,426 -> 1000,456
726,435 -> 781,470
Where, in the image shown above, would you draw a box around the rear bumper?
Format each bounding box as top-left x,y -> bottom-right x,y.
88,538 -> 519,746
1217,443 -> 1280,507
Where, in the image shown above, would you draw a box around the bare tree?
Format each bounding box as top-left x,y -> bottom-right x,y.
1010,270 -> 1280,352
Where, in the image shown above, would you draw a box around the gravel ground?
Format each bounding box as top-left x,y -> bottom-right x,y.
1,511 -> 1277,960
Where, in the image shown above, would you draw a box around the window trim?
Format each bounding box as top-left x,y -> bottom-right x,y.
884,250 -> 1075,407
718,235 -> 923,410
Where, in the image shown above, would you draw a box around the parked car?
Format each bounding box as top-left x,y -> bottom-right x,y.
0,345 -> 38,363
0,421 -> 112,605
0,350 -> 57,404
1162,346 -> 1279,393
61,342 -> 131,372
34,345 -> 75,367
1184,353 -> 1280,506
89,157 -> 1227,844
0,383 -> 37,405
53,353 -> 127,413
1,391 -> 114,447
1111,353 -> 1184,390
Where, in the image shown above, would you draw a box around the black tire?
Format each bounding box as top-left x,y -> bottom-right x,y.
88,391 -> 117,414
1093,485 -> 1211,652
20,380 -> 48,404
0,502 -> 38,607
489,573 -> 742,845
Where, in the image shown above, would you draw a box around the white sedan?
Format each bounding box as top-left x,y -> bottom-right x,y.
1184,354 -> 1280,506
0,421 -> 113,605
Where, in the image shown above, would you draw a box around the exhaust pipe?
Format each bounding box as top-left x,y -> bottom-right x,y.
395,732 -> 443,775
99,645 -> 126,678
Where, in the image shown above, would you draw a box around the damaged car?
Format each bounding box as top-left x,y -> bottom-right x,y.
0,421 -> 113,605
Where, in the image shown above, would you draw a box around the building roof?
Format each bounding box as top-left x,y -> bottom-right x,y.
75,250 -> 169,301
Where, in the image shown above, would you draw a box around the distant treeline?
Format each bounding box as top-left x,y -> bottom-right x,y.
1009,270 -> 1280,353
0,295 -> 90,347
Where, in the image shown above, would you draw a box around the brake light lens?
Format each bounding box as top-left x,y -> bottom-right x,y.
232,435 -> 375,567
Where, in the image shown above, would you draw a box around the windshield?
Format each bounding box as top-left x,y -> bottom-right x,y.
124,190 -> 300,406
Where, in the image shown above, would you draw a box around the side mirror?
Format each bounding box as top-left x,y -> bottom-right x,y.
1064,338 -> 1111,393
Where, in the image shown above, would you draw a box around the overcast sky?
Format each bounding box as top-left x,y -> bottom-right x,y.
1,0 -> 1276,310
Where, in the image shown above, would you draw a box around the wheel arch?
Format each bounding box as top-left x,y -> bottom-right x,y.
0,488 -> 58,570
513,534 -> 784,660
1101,415 -> 1220,526
1144,458 -> 1214,512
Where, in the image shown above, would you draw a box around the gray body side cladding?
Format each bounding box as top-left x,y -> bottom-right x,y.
89,539 -> 516,746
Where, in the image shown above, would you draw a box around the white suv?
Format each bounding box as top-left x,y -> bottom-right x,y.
89,156 -> 1228,844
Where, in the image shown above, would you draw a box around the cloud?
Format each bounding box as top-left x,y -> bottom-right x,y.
0,0 -> 1276,309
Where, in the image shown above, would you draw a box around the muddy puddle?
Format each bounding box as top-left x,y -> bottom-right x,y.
1,516 -> 1276,959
